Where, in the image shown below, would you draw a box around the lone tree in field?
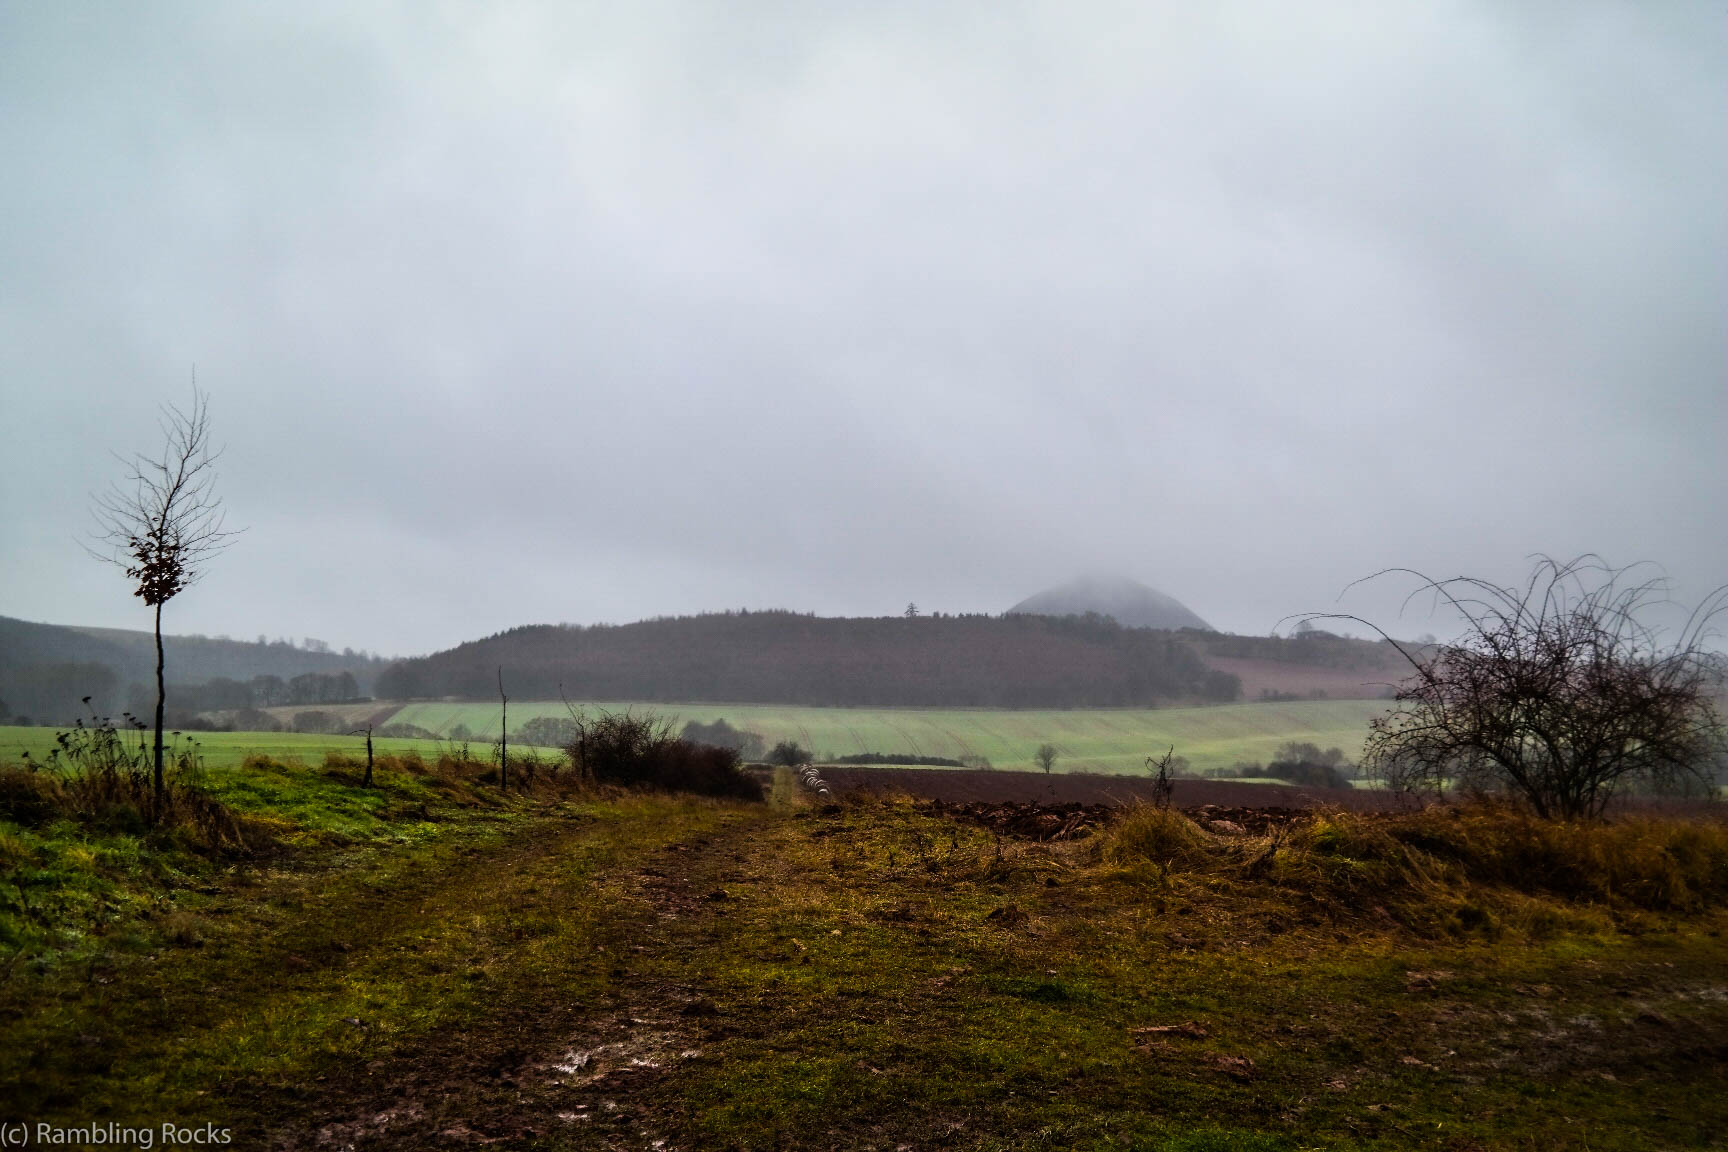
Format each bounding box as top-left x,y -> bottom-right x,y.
91,386 -> 237,820
1034,743 -> 1059,777
1334,557 -> 1726,820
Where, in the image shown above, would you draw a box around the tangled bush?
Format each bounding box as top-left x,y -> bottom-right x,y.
566,710 -> 764,800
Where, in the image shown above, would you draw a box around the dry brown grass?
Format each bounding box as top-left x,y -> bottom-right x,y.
1103,804 -> 1212,868
1100,800 -> 1728,923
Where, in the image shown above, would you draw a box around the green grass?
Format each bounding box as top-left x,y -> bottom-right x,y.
3,757 -> 1724,1148
0,726 -> 544,773
385,698 -> 1390,775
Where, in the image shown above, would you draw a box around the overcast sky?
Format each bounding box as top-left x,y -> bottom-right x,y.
2,1 -> 1723,657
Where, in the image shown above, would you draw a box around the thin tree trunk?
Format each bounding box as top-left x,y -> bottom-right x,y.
153,600 -> 165,823
364,725 -> 374,788
498,667 -> 508,792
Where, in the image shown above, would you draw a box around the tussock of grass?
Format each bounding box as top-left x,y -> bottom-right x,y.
1104,804 -> 1210,867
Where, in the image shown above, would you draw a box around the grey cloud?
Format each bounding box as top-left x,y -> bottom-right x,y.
3,1 -> 1722,655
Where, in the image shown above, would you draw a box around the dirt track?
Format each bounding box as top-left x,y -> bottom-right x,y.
822,766 -> 1411,810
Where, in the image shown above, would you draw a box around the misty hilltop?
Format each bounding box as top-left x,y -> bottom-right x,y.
1008,576 -> 1212,633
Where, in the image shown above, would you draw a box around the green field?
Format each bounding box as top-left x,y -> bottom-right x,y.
2,699 -> 1390,777
0,726 -> 468,772
386,698 -> 1389,775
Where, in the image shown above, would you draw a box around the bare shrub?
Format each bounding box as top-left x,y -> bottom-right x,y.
566,710 -> 765,800
1320,557 -> 1727,819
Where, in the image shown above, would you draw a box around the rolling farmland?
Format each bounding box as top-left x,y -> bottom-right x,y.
384,698 -> 1389,775
3,699 -> 1391,776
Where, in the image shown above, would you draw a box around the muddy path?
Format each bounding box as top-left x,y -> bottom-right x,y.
261,811 -> 776,1150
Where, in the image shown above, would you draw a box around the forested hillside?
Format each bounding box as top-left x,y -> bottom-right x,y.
375,611 -> 1242,707
0,616 -> 387,724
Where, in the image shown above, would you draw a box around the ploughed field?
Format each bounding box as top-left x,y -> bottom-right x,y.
248,698 -> 1391,776
823,767 -> 1406,809
3,747 -> 1725,1151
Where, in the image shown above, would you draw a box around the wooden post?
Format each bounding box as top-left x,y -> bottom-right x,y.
498,667 -> 508,792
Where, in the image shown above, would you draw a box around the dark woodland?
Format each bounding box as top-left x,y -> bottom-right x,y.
374,611 -> 1245,708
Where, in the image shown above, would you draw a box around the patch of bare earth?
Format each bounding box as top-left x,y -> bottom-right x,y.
261,824 -> 767,1151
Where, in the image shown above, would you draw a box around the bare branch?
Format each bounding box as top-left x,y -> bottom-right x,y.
1336,557 -> 1728,819
89,385 -> 240,605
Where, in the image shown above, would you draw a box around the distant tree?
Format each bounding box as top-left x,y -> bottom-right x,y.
275,671 -> 357,706
1034,743 -> 1059,776
89,386 -> 237,820
904,602 -> 920,618
516,716 -> 580,747
374,661 -> 429,700
193,677 -> 253,711
231,707 -> 281,733
7,662 -> 119,724
1201,668 -> 1243,702
249,674 -> 287,707
1344,557 -> 1728,819
291,710 -> 341,735
1264,742 -> 1353,789
681,718 -> 766,761
769,740 -> 812,767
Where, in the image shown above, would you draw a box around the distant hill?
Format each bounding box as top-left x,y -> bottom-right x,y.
0,616 -> 387,724
1009,575 -> 1213,632
376,611 -> 1244,709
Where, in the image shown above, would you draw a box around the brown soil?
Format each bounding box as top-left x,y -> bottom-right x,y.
259,820 -> 773,1151
825,766 -> 1409,810
930,800 -> 1115,841
929,799 -> 1323,841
